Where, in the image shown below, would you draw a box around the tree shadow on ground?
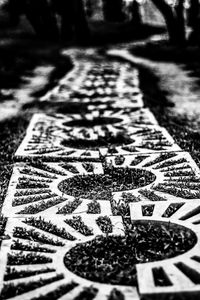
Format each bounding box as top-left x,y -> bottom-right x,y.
88,20 -> 165,46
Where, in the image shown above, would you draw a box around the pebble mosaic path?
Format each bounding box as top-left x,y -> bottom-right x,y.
1,49 -> 200,299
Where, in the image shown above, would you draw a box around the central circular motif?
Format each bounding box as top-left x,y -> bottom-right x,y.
61,132 -> 133,149
63,117 -> 122,127
64,221 -> 197,286
58,167 -> 156,200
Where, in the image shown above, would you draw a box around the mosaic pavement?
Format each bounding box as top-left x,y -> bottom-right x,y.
1,50 -> 200,299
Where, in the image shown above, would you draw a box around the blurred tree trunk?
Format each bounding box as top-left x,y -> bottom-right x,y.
151,0 -> 186,44
7,0 -> 26,26
174,0 -> 185,44
47,0 -> 90,43
25,0 -> 59,41
151,0 -> 179,43
130,0 -> 141,25
85,0 -> 93,18
73,0 -> 90,42
53,0 -> 74,42
103,0 -> 124,22
188,0 -> 200,44
188,0 -> 199,26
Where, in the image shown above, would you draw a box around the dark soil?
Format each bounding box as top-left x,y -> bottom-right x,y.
64,221 -> 196,286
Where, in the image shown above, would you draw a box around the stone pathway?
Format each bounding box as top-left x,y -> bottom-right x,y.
1,49 -> 200,299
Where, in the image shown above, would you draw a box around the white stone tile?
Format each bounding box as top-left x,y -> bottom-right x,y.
106,151 -> 200,202
129,200 -> 200,298
0,213 -> 139,300
15,112 -> 180,161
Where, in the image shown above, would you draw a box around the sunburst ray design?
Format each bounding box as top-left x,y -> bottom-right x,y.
1,198 -> 200,299
15,112 -> 180,161
2,162 -> 104,217
130,200 -> 200,298
0,210 -> 133,300
2,47 -> 200,300
3,152 -> 200,219
1,151 -> 200,299
106,152 -> 200,203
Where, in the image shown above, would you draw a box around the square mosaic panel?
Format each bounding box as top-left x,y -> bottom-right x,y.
0,213 -> 139,300
15,112 -> 180,161
2,152 -> 200,299
3,152 -> 200,218
129,200 -> 200,299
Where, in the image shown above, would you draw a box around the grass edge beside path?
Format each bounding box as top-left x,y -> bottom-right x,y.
138,65 -> 200,168
107,46 -> 200,169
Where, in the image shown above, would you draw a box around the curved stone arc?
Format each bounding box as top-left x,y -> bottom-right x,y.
129,200 -> 200,298
0,214 -> 139,300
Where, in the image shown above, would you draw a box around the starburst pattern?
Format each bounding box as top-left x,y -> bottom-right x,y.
130,200 -> 200,298
2,47 -> 200,300
0,211 -> 130,300
1,198 -> 200,299
107,152 -> 200,202
3,152 -> 200,219
15,112 -> 180,161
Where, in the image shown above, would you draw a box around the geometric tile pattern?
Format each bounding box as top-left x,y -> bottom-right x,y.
15,112 -> 181,161
4,152 -> 200,219
131,200 -> 200,298
41,58 -> 144,109
1,183 -> 200,298
3,152 -> 200,217
2,162 -> 104,217
0,215 -> 138,300
2,50 -> 200,299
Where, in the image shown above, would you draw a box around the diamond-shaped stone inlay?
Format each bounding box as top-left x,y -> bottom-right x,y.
15,112 -> 180,161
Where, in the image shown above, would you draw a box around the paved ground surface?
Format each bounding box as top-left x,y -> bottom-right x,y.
1,47 -> 200,299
